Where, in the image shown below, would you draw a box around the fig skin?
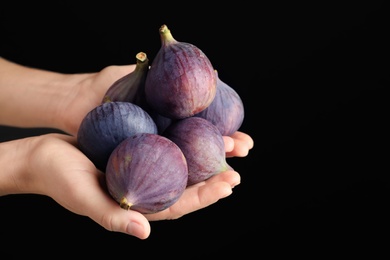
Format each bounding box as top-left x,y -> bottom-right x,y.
194,71 -> 245,136
133,78 -> 175,135
77,101 -> 158,171
163,117 -> 232,186
147,109 -> 175,135
105,133 -> 188,214
144,24 -> 217,119
101,52 -> 149,104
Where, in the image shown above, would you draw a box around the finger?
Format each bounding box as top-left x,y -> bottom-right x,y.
231,131 -> 254,149
145,170 -> 240,221
226,131 -> 254,157
61,170 -> 151,239
223,136 -> 235,152
91,194 -> 152,240
190,170 -> 241,188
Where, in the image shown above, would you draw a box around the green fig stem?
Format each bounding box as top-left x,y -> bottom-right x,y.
159,24 -> 177,45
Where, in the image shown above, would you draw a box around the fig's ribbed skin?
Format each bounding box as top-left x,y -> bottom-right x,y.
77,102 -> 158,171
101,52 -> 149,104
194,71 -> 244,136
144,24 -> 217,119
163,117 -> 232,186
106,133 -> 188,214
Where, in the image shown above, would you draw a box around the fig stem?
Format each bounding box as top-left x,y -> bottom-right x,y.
159,24 -> 176,45
135,51 -> 147,63
134,51 -> 149,72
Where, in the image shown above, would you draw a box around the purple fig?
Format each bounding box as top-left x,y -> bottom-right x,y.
194,71 -> 244,136
105,133 -> 188,214
147,108 -> 175,134
163,117 -> 232,186
77,101 -> 158,171
144,24 -> 217,119
101,52 -> 149,104
133,81 -> 174,135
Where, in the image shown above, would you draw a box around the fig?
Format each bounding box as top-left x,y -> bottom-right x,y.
144,24 -> 217,119
101,52 -> 149,104
163,117 -> 232,186
147,109 -> 175,135
133,80 -> 174,135
77,101 -> 158,171
105,133 -> 188,214
194,71 -> 244,136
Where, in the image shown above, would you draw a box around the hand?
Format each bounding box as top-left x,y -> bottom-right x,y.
0,58 -> 137,134
56,64 -> 138,136
1,132 -> 252,239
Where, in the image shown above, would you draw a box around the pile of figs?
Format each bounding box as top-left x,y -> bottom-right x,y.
77,24 -> 245,214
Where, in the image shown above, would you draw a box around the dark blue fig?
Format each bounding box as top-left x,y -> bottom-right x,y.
77,101 -> 158,171
144,24 -> 217,119
194,71 -> 244,136
163,117 -> 232,186
105,133 -> 188,214
101,52 -> 149,104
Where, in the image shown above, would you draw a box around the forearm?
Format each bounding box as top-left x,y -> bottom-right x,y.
0,57 -> 84,131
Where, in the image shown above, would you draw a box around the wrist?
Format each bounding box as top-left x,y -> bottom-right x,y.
0,138 -> 35,196
0,58 -> 68,130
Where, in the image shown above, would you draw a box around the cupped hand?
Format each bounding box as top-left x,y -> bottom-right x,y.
25,131 -> 252,239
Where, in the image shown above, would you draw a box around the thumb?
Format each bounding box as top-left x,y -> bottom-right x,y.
57,171 -> 151,239
80,181 -> 151,239
91,198 -> 152,239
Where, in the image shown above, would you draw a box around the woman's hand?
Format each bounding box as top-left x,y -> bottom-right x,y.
0,132 -> 252,239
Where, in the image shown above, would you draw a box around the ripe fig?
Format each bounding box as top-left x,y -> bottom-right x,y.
146,109 -> 175,135
194,71 -> 244,136
144,24 -> 217,119
105,133 -> 188,214
133,79 -> 174,135
101,52 -> 149,104
77,101 -> 158,171
163,117 -> 232,186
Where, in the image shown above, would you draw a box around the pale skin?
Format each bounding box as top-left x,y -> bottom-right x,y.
0,57 -> 254,239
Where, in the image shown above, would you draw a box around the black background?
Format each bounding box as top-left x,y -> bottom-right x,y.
1,1 -> 388,257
